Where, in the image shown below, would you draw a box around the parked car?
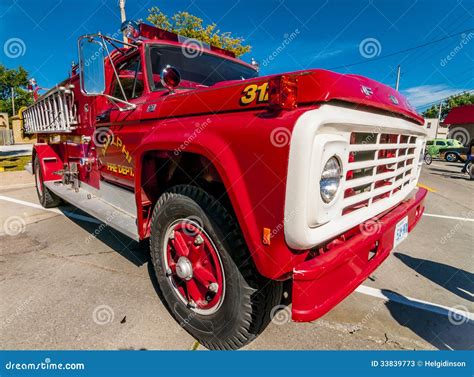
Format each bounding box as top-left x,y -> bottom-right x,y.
426,138 -> 464,157
439,146 -> 468,162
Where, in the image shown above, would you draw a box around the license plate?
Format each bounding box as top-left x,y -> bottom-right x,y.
393,216 -> 409,248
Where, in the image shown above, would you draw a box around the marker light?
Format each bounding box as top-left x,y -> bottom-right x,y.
268,75 -> 298,111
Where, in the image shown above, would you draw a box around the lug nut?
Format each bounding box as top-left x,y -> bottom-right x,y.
188,300 -> 196,309
194,234 -> 204,245
166,267 -> 173,277
208,282 -> 219,293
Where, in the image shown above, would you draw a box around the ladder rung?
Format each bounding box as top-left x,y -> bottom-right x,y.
23,85 -> 78,134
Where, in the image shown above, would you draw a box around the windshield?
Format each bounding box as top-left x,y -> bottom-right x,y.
147,45 -> 258,90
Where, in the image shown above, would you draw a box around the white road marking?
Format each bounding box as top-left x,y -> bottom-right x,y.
0,195 -> 101,224
356,285 -> 473,321
423,213 -> 474,222
429,163 -> 450,169
458,288 -> 474,299
0,183 -> 36,190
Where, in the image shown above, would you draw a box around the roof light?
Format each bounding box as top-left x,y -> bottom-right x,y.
120,20 -> 140,40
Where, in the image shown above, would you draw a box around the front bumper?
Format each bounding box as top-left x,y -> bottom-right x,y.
292,188 -> 427,322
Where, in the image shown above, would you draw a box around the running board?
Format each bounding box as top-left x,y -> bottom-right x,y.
44,181 -> 139,241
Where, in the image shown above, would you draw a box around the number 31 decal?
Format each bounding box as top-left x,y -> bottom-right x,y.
240,82 -> 269,106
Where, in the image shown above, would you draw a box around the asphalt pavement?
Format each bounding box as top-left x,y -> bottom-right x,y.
0,161 -> 472,350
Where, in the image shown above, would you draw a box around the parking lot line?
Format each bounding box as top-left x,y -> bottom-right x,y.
0,194 -> 60,213
356,285 -> 473,321
423,213 -> 474,222
0,194 -> 101,224
417,183 -> 437,193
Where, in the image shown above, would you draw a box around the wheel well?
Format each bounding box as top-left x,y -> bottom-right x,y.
139,151 -> 234,235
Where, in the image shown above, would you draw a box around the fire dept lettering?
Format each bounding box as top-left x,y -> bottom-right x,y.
102,135 -> 133,164
106,163 -> 134,177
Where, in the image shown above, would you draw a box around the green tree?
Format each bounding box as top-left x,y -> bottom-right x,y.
0,64 -> 33,117
422,91 -> 474,120
146,7 -> 251,57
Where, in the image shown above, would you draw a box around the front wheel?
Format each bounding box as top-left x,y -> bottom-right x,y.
424,153 -> 432,165
150,185 -> 282,350
445,152 -> 458,162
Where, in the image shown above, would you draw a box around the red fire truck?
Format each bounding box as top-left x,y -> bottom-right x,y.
23,21 -> 428,350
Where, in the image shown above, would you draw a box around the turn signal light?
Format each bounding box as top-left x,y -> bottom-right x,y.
268,75 -> 298,111
262,227 -> 271,245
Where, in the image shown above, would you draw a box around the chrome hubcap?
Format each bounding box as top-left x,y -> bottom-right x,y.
175,256 -> 193,280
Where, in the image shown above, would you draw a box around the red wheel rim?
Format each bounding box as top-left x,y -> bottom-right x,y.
164,219 -> 225,315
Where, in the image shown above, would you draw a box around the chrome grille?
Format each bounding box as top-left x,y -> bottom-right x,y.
342,132 -> 418,215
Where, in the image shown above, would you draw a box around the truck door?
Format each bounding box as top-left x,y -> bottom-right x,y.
96,52 -> 145,190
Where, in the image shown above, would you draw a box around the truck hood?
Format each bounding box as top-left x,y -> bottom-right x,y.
291,69 -> 423,124
144,69 -> 424,125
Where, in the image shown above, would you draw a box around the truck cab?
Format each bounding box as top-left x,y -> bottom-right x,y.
23,21 -> 428,350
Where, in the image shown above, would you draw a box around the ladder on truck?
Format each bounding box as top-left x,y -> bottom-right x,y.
23,85 -> 78,134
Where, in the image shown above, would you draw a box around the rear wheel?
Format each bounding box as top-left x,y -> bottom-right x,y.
150,185 -> 282,350
424,153 -> 432,165
445,152 -> 458,162
34,157 -> 62,208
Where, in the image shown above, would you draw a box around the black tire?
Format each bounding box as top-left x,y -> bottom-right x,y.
424,153 -> 432,165
445,152 -> 458,162
34,157 -> 62,208
150,185 -> 283,350
468,163 -> 474,180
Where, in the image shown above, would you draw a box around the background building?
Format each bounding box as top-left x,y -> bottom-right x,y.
0,113 -> 12,145
422,118 -> 448,139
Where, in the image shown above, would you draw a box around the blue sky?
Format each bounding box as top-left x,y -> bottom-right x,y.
1,0 -> 473,112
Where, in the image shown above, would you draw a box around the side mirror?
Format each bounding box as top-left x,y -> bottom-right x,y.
161,65 -> 180,93
78,37 -> 106,95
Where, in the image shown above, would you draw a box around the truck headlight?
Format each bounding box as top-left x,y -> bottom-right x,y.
320,156 -> 342,203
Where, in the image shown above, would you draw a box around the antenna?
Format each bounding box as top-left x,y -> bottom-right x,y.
119,0 -> 127,43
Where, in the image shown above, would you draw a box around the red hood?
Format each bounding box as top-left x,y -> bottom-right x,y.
269,69 -> 423,124
143,69 -> 423,125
